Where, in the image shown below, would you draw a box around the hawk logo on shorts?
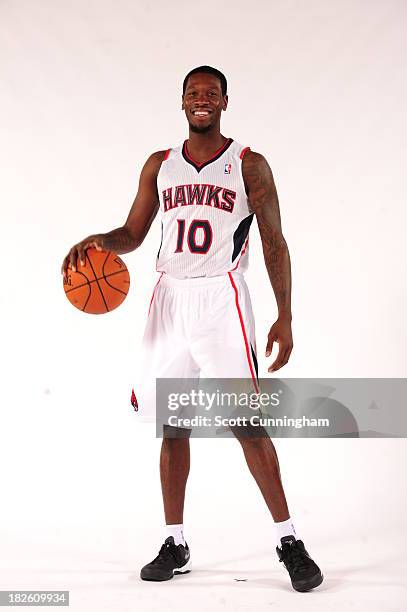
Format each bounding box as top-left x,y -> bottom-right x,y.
224,162 -> 232,174
131,388 -> 138,411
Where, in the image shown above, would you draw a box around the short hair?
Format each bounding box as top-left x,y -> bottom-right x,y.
183,65 -> 227,96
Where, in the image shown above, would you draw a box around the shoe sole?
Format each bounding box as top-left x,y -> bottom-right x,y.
292,572 -> 324,592
140,559 -> 192,582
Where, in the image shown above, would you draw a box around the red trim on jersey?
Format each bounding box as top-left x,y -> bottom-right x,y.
240,146 -> 251,160
184,138 -> 232,167
148,272 -> 164,315
230,237 -> 249,272
163,149 -> 171,161
227,272 -> 260,394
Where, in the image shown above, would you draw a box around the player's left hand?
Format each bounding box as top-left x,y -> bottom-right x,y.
265,315 -> 293,372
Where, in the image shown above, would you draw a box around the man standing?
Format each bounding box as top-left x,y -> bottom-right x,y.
62,66 -> 323,592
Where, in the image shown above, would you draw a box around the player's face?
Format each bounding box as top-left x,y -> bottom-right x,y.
182,73 -> 228,133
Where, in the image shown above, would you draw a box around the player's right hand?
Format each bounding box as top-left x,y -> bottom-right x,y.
61,234 -> 105,280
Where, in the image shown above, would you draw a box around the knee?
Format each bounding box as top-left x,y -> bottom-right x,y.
161,427 -> 191,459
238,436 -> 270,453
163,425 -> 192,439
231,424 -> 270,450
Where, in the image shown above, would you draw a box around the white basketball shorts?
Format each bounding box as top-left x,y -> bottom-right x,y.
131,271 -> 259,423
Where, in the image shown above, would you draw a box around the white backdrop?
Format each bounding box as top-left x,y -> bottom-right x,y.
1,1 -> 406,611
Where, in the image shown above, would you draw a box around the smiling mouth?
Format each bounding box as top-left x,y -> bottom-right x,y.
192,110 -> 212,117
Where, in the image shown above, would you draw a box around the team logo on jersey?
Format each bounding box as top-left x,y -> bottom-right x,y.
162,184 -> 237,213
224,163 -> 232,174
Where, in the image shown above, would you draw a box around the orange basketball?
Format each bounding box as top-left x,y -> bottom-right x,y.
63,248 -> 130,314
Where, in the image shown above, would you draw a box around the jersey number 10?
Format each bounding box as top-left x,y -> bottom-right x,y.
175,219 -> 213,254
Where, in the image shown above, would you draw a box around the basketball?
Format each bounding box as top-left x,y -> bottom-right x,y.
63,248 -> 130,314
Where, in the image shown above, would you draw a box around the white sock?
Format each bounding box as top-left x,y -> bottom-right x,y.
275,517 -> 297,547
165,524 -> 185,546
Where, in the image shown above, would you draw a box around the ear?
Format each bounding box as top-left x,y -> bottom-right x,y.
222,94 -> 229,111
181,95 -> 185,110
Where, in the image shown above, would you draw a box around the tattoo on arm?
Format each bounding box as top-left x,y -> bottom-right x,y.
102,226 -> 137,254
243,151 -> 292,317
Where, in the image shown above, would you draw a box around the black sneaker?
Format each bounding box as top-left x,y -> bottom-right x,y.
140,536 -> 191,581
276,536 -> 323,592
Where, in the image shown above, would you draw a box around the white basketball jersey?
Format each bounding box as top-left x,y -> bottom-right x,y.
155,138 -> 254,278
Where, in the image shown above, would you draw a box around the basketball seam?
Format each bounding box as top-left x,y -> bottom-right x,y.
102,252 -> 129,296
64,269 -> 130,294
85,252 -> 109,312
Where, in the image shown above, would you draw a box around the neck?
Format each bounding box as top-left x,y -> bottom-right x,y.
187,125 -> 227,155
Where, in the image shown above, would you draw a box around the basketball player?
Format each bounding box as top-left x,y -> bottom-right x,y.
61,66 -> 323,592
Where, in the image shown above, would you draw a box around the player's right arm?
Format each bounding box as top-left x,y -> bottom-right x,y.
61,151 -> 166,280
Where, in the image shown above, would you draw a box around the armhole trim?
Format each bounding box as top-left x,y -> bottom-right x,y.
163,148 -> 171,161
240,146 -> 250,160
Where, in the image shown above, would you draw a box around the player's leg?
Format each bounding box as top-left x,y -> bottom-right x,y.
229,421 -> 290,522
192,272 -> 323,591
140,427 -> 193,582
160,425 -> 192,525
137,279 -> 196,581
192,273 -> 291,521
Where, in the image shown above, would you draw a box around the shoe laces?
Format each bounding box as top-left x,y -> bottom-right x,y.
151,540 -> 180,566
280,541 -> 310,573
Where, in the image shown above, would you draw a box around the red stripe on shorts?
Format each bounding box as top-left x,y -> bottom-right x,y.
227,272 -> 259,394
148,272 -> 164,315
